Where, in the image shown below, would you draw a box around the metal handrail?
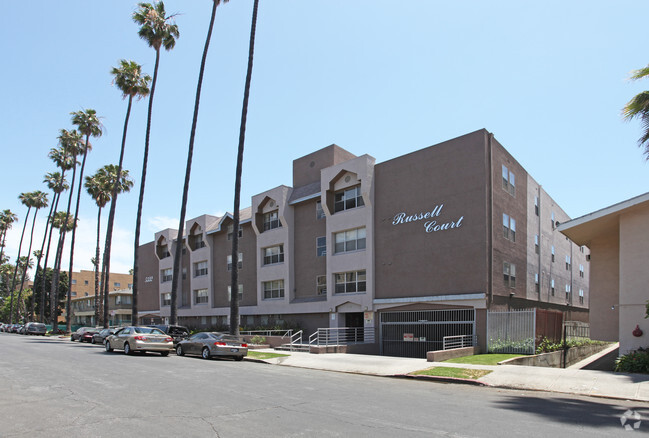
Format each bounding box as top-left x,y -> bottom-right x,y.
443,334 -> 477,350
290,330 -> 303,347
312,327 -> 374,346
239,329 -> 293,338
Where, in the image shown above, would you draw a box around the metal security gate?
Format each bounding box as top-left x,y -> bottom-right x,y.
486,309 -> 536,354
380,309 -> 475,358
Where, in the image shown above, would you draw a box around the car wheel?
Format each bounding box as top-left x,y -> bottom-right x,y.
124,343 -> 132,355
176,345 -> 184,356
201,347 -> 210,360
105,341 -> 113,352
234,356 -> 244,361
70,336 -> 75,341
160,351 -> 169,357
91,338 -> 96,344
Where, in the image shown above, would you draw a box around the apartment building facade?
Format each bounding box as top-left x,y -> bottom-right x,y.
137,129 -> 589,357
69,270 -> 133,299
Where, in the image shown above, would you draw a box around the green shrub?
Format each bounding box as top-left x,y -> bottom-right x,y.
250,335 -> 266,345
615,348 -> 649,374
535,336 -> 609,354
488,337 -> 534,353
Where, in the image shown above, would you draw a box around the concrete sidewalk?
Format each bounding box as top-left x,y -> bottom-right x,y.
247,348 -> 649,403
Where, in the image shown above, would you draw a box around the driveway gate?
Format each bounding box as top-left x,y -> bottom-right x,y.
380,309 -> 475,358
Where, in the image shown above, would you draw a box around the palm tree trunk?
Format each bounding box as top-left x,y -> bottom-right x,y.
170,0 -> 220,325
66,141 -> 91,332
9,207 -> 31,324
51,163 -> 78,333
0,229 -> 6,265
230,0 -> 260,336
133,48 -> 161,327
103,96 -> 133,328
15,209 -> 39,322
41,189 -> 62,323
36,190 -> 59,322
94,207 -> 102,325
32,190 -> 56,321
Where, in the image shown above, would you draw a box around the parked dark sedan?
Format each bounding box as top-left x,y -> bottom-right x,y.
151,324 -> 190,345
24,322 -> 47,336
175,332 -> 248,361
92,328 -> 118,344
71,327 -> 99,342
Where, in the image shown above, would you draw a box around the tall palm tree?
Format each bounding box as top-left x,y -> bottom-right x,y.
230,0 -> 260,336
86,165 -> 133,326
170,0 -> 228,325
36,171 -> 69,322
102,60 -> 150,328
0,209 -> 18,265
65,109 -> 102,332
623,64 -> 649,160
9,191 -> 36,324
50,129 -> 83,332
132,1 -> 179,326
14,191 -> 48,323
49,210 -> 76,327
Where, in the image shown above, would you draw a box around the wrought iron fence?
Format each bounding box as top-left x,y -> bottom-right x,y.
309,327 -> 375,346
487,309 -> 536,354
563,321 -> 590,341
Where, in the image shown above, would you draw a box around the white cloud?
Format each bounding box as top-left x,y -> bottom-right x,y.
147,216 -> 179,234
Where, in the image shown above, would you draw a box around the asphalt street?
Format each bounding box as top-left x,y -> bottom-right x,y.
1,334 -> 648,437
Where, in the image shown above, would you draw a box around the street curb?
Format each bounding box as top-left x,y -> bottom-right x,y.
396,374 -> 490,386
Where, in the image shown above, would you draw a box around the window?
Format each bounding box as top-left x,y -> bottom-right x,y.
551,211 -> 556,227
535,273 -> 540,293
84,292 -> 88,297
503,262 -> 516,288
502,165 -> 515,196
263,280 -> 284,299
565,255 -> 571,271
551,246 -> 555,262
193,233 -> 206,249
534,235 -> 539,254
182,268 -> 186,280
579,289 -> 584,304
316,236 -> 326,257
194,261 -> 208,277
334,185 -> 364,213
116,295 -> 131,305
128,283 -> 133,288
316,201 -> 326,219
334,227 -> 366,254
551,279 -> 555,296
534,196 -> 539,216
503,214 -> 516,242
263,245 -> 283,265
194,288 -> 208,304
228,284 -> 243,302
316,275 -> 327,295
71,292 -> 77,297
580,245 -> 584,253
114,282 -> 120,288
263,210 -> 281,231
227,224 -> 242,240
161,268 -> 173,283
71,279 -> 77,285
162,293 -> 171,306
565,284 -> 571,299
227,253 -> 243,271
579,264 -> 584,278
84,280 -> 89,285
334,270 -> 366,294
159,245 -> 170,259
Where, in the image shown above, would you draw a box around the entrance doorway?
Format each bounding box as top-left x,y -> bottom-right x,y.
344,312 -> 364,342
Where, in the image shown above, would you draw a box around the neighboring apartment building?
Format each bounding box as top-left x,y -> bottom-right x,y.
69,270 -> 133,298
69,288 -> 134,326
137,129 -> 589,357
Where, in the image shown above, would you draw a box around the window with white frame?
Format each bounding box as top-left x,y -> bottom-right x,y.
334,185 -> 364,213
579,264 -> 584,278
114,282 -> 120,288
194,288 -> 209,304
334,227 -> 366,254
534,235 -> 539,254
194,261 -> 208,277
316,236 -> 326,257
551,278 -> 555,296
503,214 -> 516,242
534,196 -> 539,216
227,224 -> 242,240
162,293 -> 171,306
263,210 -> 281,231
192,233 -> 206,250
316,275 -> 327,295
503,262 -> 516,288
316,201 -> 325,219
535,273 -> 540,293
551,246 -> 555,262
227,253 -> 243,271
334,270 -> 366,294
565,255 -> 571,271
551,211 -> 556,227
161,268 -> 173,283
71,279 -> 77,285
228,284 -> 243,302
579,289 -> 584,304
502,164 -> 516,196
263,280 -> 284,299
263,245 -> 284,265
565,284 -> 571,299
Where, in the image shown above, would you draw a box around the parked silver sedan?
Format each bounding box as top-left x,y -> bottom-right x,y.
104,326 -> 173,356
175,332 -> 248,361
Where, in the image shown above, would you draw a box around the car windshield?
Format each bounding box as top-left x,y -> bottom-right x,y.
133,327 -> 165,335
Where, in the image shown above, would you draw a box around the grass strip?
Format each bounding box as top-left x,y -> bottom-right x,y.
411,367 -> 492,380
247,351 -> 290,360
443,354 -> 522,365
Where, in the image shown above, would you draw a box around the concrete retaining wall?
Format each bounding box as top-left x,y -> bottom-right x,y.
500,343 -> 614,368
426,346 -> 480,362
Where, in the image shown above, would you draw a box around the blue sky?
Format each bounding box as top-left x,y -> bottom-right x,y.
1,1 -> 648,275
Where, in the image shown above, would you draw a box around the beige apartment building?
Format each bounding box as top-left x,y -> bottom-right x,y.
69,270 -> 133,298
136,130 -> 590,357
